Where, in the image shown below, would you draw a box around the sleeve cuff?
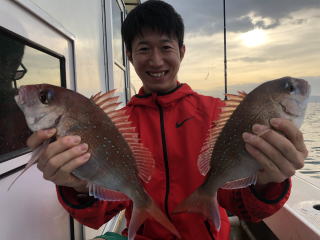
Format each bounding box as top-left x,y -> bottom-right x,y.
249,178 -> 291,204
57,185 -> 98,209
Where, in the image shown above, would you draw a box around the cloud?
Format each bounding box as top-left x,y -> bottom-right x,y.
230,56 -> 274,63
163,0 -> 320,34
133,1 -> 320,99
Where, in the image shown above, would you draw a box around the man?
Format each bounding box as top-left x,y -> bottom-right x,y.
27,1 -> 307,239
0,33 -> 30,156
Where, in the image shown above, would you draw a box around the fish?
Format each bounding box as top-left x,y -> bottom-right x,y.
173,76 -> 310,230
10,84 -> 181,240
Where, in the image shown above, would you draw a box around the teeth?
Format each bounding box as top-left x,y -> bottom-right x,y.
149,72 -> 165,77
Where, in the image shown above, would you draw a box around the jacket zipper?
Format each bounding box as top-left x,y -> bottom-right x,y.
157,103 -> 171,218
204,220 -> 215,240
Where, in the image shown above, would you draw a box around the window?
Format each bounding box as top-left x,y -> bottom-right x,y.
0,28 -> 65,163
112,0 -> 124,66
112,0 -> 128,104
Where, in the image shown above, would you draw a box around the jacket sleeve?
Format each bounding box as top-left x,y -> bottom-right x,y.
218,178 -> 291,221
56,186 -> 130,229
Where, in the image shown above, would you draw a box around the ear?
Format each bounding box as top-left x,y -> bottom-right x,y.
126,49 -> 133,62
179,45 -> 186,61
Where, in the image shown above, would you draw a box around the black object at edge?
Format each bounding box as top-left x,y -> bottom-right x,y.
250,179 -> 290,204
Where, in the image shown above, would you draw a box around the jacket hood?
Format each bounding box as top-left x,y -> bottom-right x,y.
127,83 -> 195,108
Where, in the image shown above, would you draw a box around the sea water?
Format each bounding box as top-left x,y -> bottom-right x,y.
299,101 -> 320,180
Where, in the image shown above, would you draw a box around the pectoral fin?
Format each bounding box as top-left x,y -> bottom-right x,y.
7,139 -> 51,191
87,182 -> 129,201
221,174 -> 257,189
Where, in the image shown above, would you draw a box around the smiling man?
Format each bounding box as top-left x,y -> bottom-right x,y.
27,1 -> 308,239
127,28 -> 185,93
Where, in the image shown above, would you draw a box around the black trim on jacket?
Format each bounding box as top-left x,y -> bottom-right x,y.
58,186 -> 97,209
249,179 -> 290,204
204,220 -> 215,240
134,83 -> 183,98
157,103 -> 171,219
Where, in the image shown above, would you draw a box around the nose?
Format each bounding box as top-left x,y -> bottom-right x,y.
149,49 -> 164,67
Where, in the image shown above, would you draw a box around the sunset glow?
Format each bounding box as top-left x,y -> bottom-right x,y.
131,1 -> 320,98
240,28 -> 267,47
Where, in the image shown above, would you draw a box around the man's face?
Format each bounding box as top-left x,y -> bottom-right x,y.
0,37 -> 24,82
127,29 -> 185,94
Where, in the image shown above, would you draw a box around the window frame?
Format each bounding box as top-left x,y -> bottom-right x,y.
0,0 -> 75,176
102,0 -> 130,103
0,26 -> 66,164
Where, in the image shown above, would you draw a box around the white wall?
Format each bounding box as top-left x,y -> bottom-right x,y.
0,0 -> 110,239
31,0 -> 109,97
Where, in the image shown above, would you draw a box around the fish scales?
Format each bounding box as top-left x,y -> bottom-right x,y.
174,76 -> 310,231
47,88 -> 138,188
11,84 -> 181,239
207,86 -> 278,183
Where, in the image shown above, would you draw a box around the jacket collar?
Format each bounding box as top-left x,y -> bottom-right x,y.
127,83 -> 195,108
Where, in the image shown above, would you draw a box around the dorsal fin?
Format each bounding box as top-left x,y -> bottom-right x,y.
237,90 -> 247,98
90,90 -> 119,113
91,90 -> 155,183
197,92 -> 246,176
91,89 -> 117,103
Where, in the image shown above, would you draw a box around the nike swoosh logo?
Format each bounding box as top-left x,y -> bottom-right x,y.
176,117 -> 194,128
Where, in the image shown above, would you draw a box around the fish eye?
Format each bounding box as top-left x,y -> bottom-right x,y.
285,81 -> 295,93
39,90 -> 53,104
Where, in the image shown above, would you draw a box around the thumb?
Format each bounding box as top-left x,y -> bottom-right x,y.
27,129 -> 56,149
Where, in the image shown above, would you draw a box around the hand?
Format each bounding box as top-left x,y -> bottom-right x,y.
242,118 -> 308,188
27,129 -> 90,192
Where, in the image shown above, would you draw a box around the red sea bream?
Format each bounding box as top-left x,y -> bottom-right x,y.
174,76 -> 310,230
11,84 -> 181,240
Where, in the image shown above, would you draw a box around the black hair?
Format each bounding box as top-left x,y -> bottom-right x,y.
121,0 -> 184,53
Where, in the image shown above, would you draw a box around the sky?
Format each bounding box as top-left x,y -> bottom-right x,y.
131,0 -> 320,98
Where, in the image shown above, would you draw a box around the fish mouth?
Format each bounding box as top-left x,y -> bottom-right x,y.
54,114 -> 62,127
14,88 -> 25,106
279,102 -> 300,118
14,86 -> 29,106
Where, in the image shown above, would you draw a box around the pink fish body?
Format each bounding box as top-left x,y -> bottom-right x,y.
12,84 -> 180,239
174,76 -> 310,230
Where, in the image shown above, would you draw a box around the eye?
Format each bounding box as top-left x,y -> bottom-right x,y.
138,47 -> 149,52
285,81 -> 295,93
39,90 -> 53,104
163,45 -> 171,49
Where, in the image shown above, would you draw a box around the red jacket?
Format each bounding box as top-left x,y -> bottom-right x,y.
57,83 -> 291,239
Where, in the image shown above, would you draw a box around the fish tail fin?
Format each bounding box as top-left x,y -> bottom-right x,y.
173,190 -> 221,231
128,200 -> 181,240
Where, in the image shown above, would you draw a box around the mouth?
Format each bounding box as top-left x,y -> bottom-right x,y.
14,87 -> 26,105
279,102 -> 300,118
146,71 -> 168,78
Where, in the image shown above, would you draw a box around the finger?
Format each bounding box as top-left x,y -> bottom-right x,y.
60,153 -> 91,174
43,143 -> 89,179
245,143 -> 287,183
243,132 -> 296,177
252,124 -> 305,169
49,153 -> 91,184
37,135 -> 82,170
270,118 -> 308,157
54,173 -> 86,189
27,129 -> 56,149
